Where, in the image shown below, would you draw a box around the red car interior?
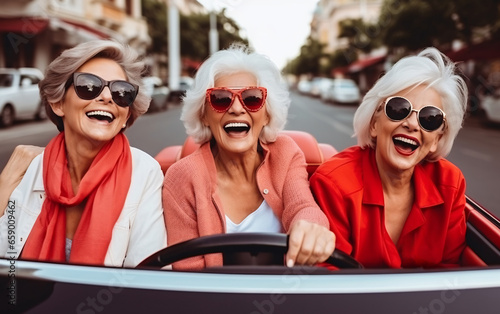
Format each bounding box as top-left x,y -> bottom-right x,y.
155,130 -> 338,177
154,130 -> 500,268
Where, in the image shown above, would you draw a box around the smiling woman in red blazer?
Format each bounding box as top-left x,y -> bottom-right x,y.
310,48 -> 468,268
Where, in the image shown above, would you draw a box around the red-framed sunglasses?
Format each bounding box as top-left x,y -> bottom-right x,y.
206,87 -> 267,113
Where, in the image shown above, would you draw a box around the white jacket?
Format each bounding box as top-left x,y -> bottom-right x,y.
0,147 -> 167,268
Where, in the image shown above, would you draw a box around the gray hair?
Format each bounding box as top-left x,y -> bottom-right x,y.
39,39 -> 150,132
353,47 -> 468,161
181,43 -> 290,144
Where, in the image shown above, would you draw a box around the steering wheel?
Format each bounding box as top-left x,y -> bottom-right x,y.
138,233 -> 363,269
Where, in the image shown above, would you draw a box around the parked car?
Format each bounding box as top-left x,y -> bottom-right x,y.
169,76 -> 194,102
480,90 -> 500,124
297,79 -> 312,95
309,77 -> 333,98
142,76 -> 170,113
2,130 -> 499,314
0,67 -> 45,127
322,78 -> 361,104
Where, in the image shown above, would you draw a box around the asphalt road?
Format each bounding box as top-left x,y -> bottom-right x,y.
1,91 -> 499,217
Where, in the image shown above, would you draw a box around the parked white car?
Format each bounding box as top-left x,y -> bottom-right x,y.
0,67 -> 45,127
322,78 -> 361,104
142,76 -> 170,113
310,77 -> 333,98
297,79 -> 312,95
481,91 -> 500,124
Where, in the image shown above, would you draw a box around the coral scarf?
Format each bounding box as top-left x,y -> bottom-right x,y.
21,132 -> 132,265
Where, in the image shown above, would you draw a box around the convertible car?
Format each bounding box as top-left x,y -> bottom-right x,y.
1,131 -> 499,313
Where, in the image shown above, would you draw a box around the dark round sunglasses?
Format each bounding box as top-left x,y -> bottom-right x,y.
206,87 -> 267,113
67,72 -> 139,108
384,96 -> 446,132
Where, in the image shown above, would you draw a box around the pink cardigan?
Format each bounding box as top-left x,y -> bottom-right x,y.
163,134 -> 329,270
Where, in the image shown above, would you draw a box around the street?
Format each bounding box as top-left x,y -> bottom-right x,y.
1,91 -> 499,217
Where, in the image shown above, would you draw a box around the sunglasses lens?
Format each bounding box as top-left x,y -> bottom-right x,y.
241,88 -> 265,111
209,90 -> 233,111
74,74 -> 102,100
385,97 -> 411,121
110,81 -> 137,107
419,106 -> 444,131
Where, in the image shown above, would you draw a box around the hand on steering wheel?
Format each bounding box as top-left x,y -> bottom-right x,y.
138,233 -> 362,269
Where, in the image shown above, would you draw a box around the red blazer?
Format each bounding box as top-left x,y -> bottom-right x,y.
310,146 -> 466,268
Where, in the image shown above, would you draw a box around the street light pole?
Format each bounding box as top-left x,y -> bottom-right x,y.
209,11 -> 219,55
197,0 -> 219,55
168,0 -> 180,92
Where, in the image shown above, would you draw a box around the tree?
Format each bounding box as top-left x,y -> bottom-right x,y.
141,0 -> 248,62
180,10 -> 248,61
338,18 -> 381,54
142,0 -> 168,54
453,0 -> 500,41
284,37 -> 326,76
378,0 -> 500,54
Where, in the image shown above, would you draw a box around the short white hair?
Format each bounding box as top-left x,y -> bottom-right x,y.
181,43 -> 290,144
353,47 -> 468,161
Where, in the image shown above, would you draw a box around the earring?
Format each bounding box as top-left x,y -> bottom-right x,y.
122,123 -> 126,128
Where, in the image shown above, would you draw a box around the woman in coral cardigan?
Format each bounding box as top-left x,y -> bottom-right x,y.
163,44 -> 335,270
0,40 -> 166,267
310,48 -> 468,268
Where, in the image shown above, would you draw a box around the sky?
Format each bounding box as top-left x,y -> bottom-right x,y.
199,0 -> 320,69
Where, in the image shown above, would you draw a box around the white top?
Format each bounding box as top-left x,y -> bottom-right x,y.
226,200 -> 282,233
0,147 -> 167,268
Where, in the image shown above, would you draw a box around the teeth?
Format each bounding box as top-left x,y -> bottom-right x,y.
224,122 -> 249,129
87,111 -> 114,119
394,136 -> 418,146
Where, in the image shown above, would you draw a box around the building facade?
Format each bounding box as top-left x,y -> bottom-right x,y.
311,0 -> 383,54
0,0 -> 150,72
310,0 -> 385,92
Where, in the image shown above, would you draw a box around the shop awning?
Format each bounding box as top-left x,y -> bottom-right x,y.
58,19 -> 110,39
347,55 -> 387,73
332,55 -> 386,76
0,17 -> 49,34
447,39 -> 500,62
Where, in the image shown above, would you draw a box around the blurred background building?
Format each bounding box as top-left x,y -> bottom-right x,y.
309,0 -> 385,93
0,0 -> 152,72
311,0 -> 383,54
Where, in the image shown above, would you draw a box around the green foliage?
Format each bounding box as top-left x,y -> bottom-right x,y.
328,48 -> 358,69
379,0 -> 500,52
285,37 -> 326,76
286,0 -> 500,75
141,0 -> 248,62
453,0 -> 500,41
142,0 -> 167,54
338,18 -> 381,54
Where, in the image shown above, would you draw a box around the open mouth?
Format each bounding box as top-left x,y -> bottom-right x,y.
224,122 -> 250,134
86,110 -> 115,123
393,136 -> 420,154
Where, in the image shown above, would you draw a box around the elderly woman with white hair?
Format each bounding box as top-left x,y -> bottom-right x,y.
0,40 -> 166,267
310,47 -> 468,268
163,44 -> 335,270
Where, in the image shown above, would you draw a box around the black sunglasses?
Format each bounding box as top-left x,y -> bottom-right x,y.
384,96 -> 446,132
67,72 -> 139,108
